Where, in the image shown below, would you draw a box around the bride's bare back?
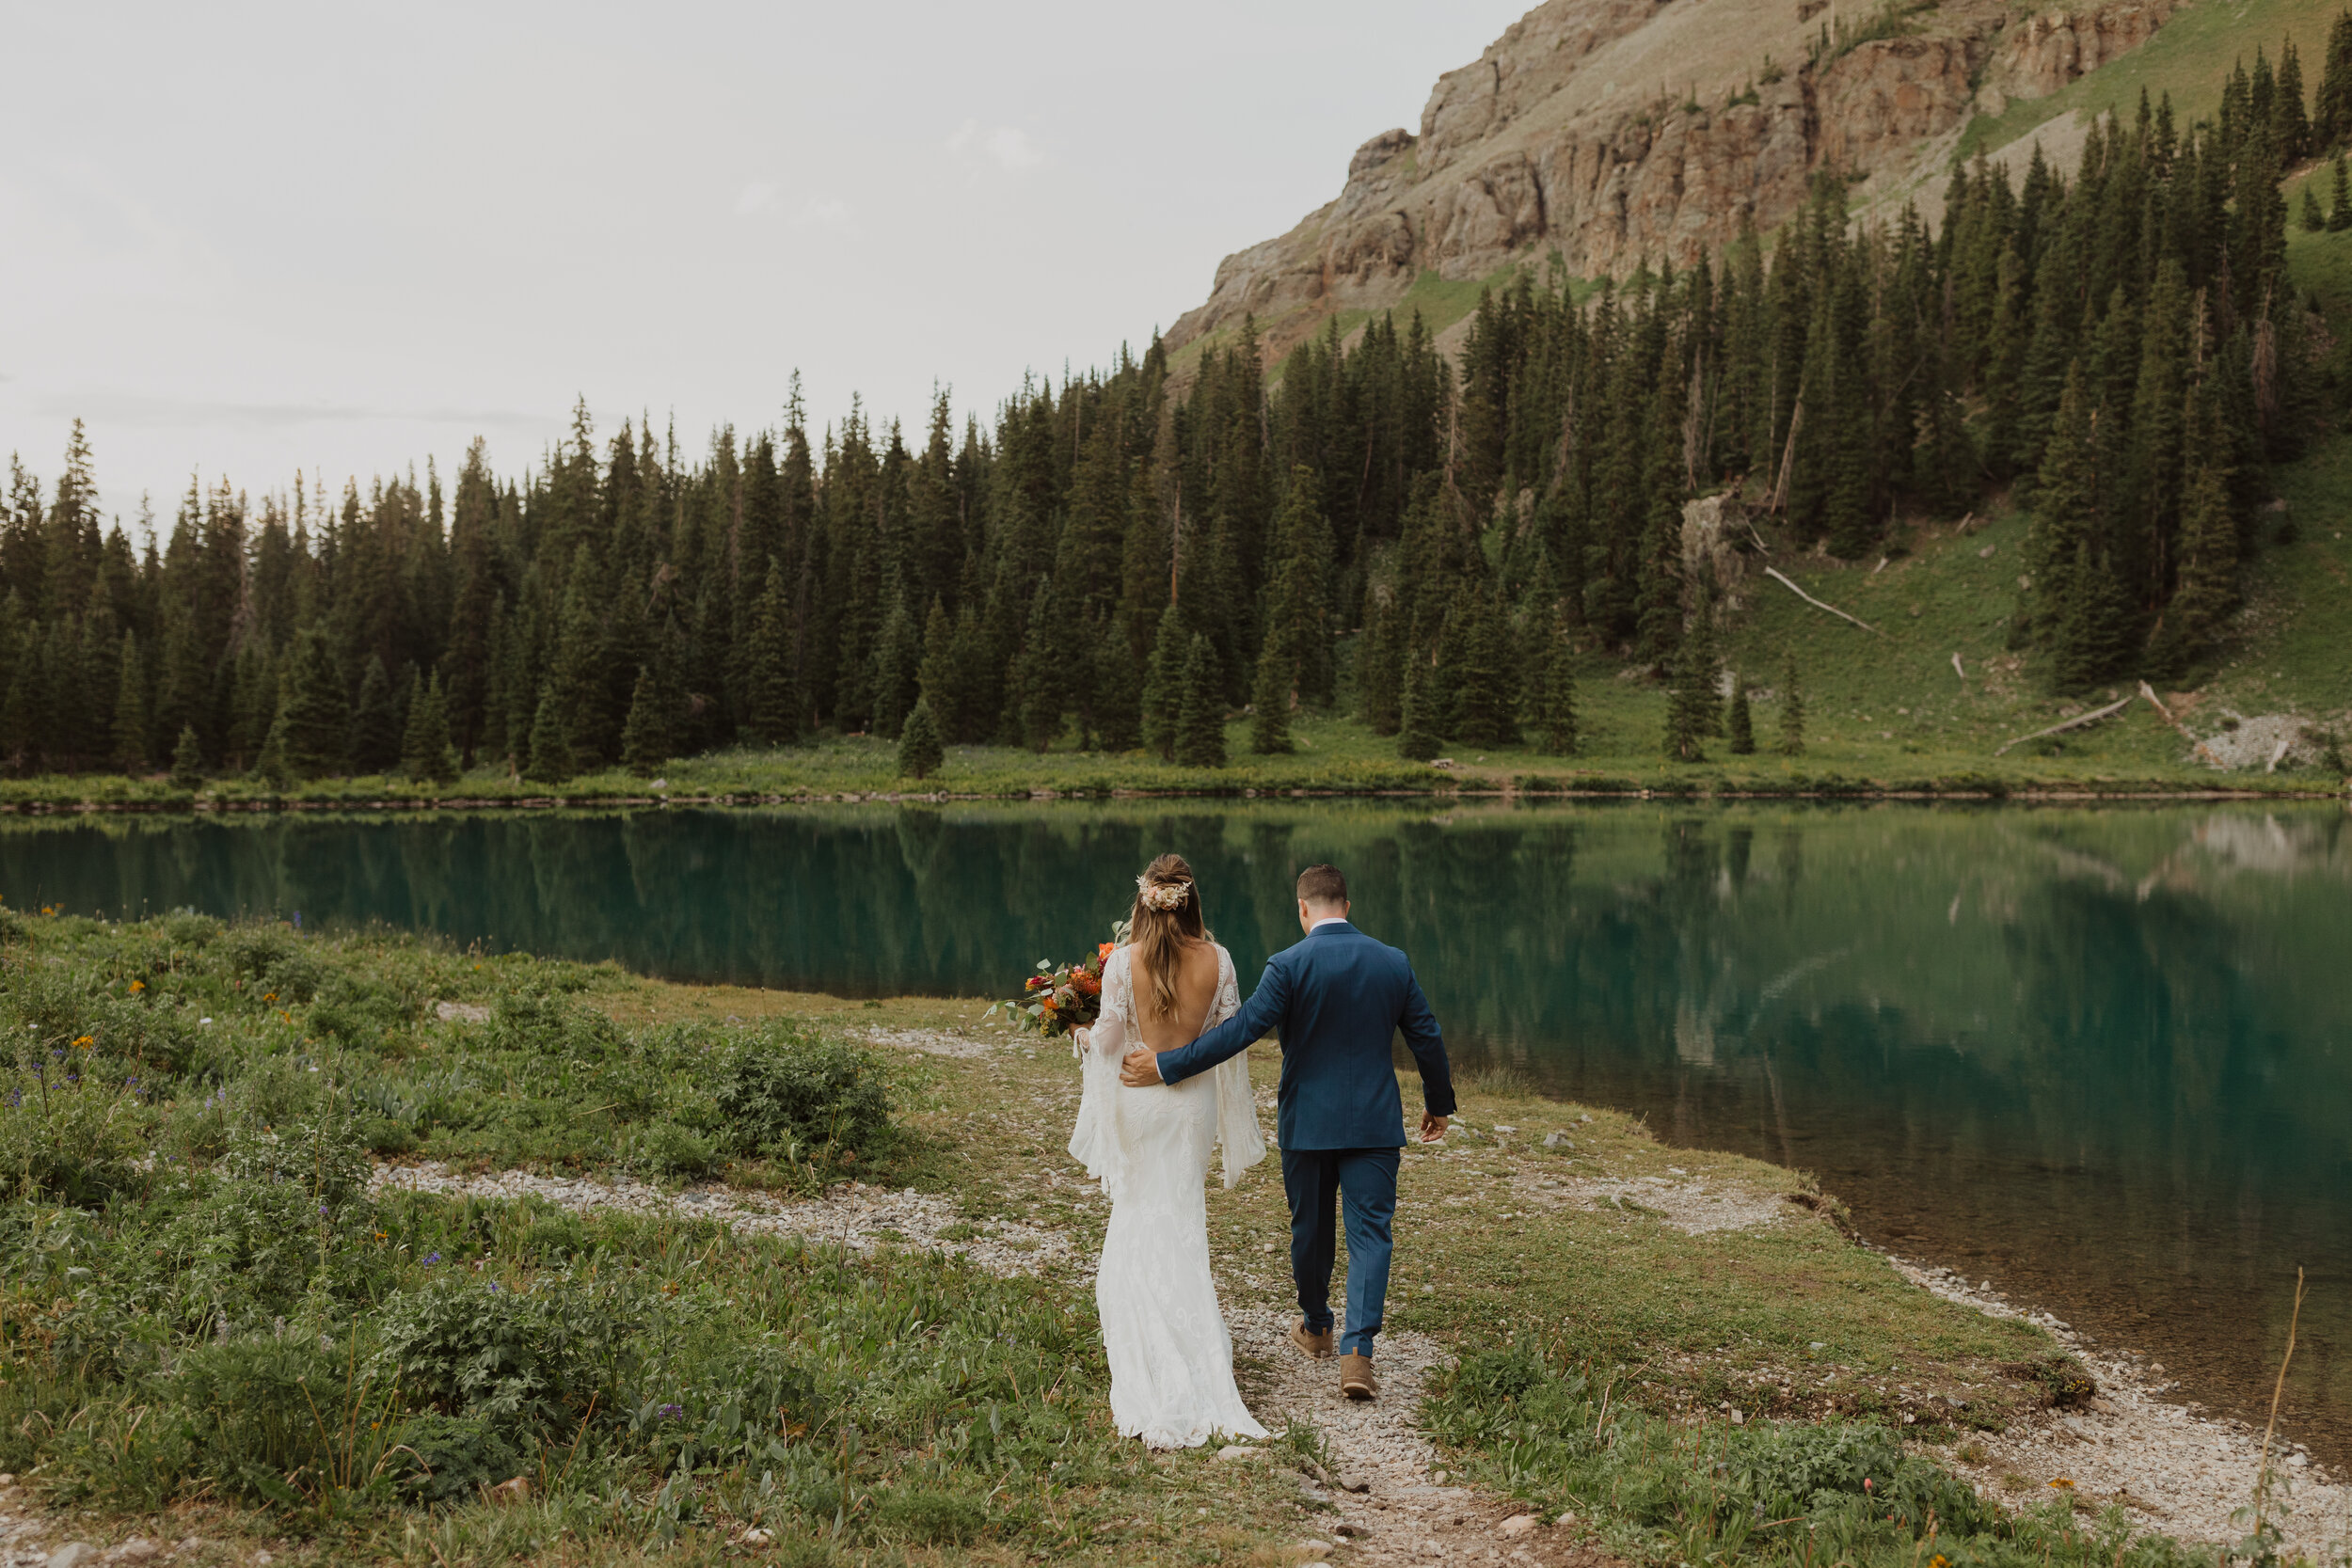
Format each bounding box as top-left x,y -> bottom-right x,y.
1128,938 -> 1221,1053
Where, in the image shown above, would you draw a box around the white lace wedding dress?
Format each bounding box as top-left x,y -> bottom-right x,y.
1067,943 -> 1269,1449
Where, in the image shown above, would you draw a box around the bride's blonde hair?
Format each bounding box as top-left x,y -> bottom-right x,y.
1128,852 -> 1207,1021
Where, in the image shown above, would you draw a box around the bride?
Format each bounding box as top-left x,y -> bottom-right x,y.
1068,852 -> 1269,1449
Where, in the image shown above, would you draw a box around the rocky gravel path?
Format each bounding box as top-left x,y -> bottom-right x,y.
1893,1259 -> 2348,1557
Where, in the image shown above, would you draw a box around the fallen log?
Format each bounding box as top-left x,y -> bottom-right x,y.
1762,566 -> 1881,634
1994,694 -> 2135,756
2138,681 -> 2220,767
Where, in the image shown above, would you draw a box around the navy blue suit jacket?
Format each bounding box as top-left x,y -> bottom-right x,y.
1154,921 -> 1454,1150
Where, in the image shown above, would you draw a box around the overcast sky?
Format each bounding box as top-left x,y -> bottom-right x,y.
2,1 -> 1531,530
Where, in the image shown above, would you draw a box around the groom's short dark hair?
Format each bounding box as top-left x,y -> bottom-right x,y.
1296,864 -> 1348,908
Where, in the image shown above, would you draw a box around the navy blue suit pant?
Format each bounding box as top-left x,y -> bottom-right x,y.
1281,1145 -> 1399,1358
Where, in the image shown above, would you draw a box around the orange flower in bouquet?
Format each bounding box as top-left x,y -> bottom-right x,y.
986,923 -> 1129,1041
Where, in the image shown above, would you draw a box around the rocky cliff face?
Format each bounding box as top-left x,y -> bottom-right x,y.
1168,0 -> 2179,362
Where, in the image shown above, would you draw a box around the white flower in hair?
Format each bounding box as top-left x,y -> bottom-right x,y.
1136,877 -> 1191,911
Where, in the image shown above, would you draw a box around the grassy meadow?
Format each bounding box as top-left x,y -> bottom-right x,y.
0,905 -> 2294,1568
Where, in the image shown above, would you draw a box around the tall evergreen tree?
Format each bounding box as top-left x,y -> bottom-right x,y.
743,557 -> 798,745
1140,604 -> 1186,761
619,666 -> 672,777
524,685 -> 571,784
1777,648 -> 1806,756
897,695 -> 945,780
1173,635 -> 1226,768
1397,649 -> 1442,762
1662,594 -> 1722,762
400,671 -> 459,784
276,627 -> 348,780
349,654 -> 401,773
110,630 -> 148,774
1726,674 -> 1756,755
1532,617 -> 1579,756
168,722 -> 205,790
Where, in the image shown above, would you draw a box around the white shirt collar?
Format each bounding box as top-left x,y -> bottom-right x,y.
1310,916 -> 1350,932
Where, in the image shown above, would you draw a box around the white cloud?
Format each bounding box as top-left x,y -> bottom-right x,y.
946,119 -> 1044,172
793,196 -> 854,234
984,126 -> 1042,170
732,180 -> 778,216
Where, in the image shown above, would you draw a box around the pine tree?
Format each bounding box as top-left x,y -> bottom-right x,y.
1140,604 -> 1186,762
348,654 -> 401,774
743,557 -> 798,745
1726,673 -> 1756,754
168,722 -> 205,790
914,598 -> 961,739
277,627 -> 348,779
2302,186 -> 2328,231
1015,584 -> 1062,752
2028,364 -> 2130,690
619,666 -> 673,776
871,597 -> 921,739
897,695 -> 945,780
400,672 -> 459,784
524,685 -> 571,784
1248,627 -> 1294,753
1090,621 -> 1143,752
1356,589 -> 1403,736
1533,618 -> 1579,755
252,713 -> 291,789
2330,154 -> 2352,230
1398,649 -> 1443,762
1777,648 -> 1806,756
110,630 -> 148,774
1173,635 -> 1227,768
1662,593 -> 1721,763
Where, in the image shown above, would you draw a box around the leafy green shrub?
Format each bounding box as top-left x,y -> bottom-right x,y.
223,925 -> 323,1002
365,1274 -> 640,1428
625,1118 -> 718,1178
218,1112 -> 373,1210
486,990 -> 623,1060
0,1074 -> 151,1205
0,907 -> 25,944
711,1026 -> 890,1161
161,911 -> 222,948
166,1333 -> 401,1507
307,974 -> 421,1048
386,1411 -> 525,1503
4,966 -> 199,1075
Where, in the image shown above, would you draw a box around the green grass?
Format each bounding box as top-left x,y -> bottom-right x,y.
1955,0 -> 2347,165
0,912 -> 1321,1566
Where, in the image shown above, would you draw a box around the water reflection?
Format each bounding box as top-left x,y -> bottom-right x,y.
2,801 -> 2345,1457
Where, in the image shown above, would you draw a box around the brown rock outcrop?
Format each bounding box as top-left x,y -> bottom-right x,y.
1168,0 -> 2181,365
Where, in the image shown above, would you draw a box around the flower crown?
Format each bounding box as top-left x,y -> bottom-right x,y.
1136,876 -> 1192,912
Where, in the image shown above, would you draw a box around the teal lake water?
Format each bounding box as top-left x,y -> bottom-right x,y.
4,801 -> 2346,1457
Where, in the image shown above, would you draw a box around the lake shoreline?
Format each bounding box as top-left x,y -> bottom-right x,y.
2,780 -> 2341,816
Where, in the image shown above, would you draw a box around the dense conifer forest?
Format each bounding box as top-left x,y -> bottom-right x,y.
2,24 -> 2341,784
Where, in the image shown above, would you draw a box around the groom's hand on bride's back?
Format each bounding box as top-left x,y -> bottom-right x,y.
1119,1048 -> 1165,1086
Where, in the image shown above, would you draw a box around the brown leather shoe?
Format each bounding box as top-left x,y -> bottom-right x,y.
1340,1353 -> 1378,1401
1290,1322 -> 1335,1360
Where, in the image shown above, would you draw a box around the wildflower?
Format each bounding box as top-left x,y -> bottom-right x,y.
128,980 -> 144,993
658,1402 -> 684,1420
487,1282 -> 501,1292
264,992 -> 277,1002
73,1036 -> 94,1050
2048,1477 -> 2075,1490
422,1252 -> 441,1265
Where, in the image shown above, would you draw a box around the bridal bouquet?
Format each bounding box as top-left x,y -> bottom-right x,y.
986,925 -> 1125,1040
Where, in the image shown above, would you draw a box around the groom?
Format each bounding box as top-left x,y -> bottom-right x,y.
1122,863 -> 1453,1401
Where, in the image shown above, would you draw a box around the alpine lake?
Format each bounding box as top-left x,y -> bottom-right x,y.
4,799 -> 2346,1462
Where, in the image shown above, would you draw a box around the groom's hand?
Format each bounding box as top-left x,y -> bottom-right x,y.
1120,1048 -> 1166,1087
1419,1112 -> 1449,1143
